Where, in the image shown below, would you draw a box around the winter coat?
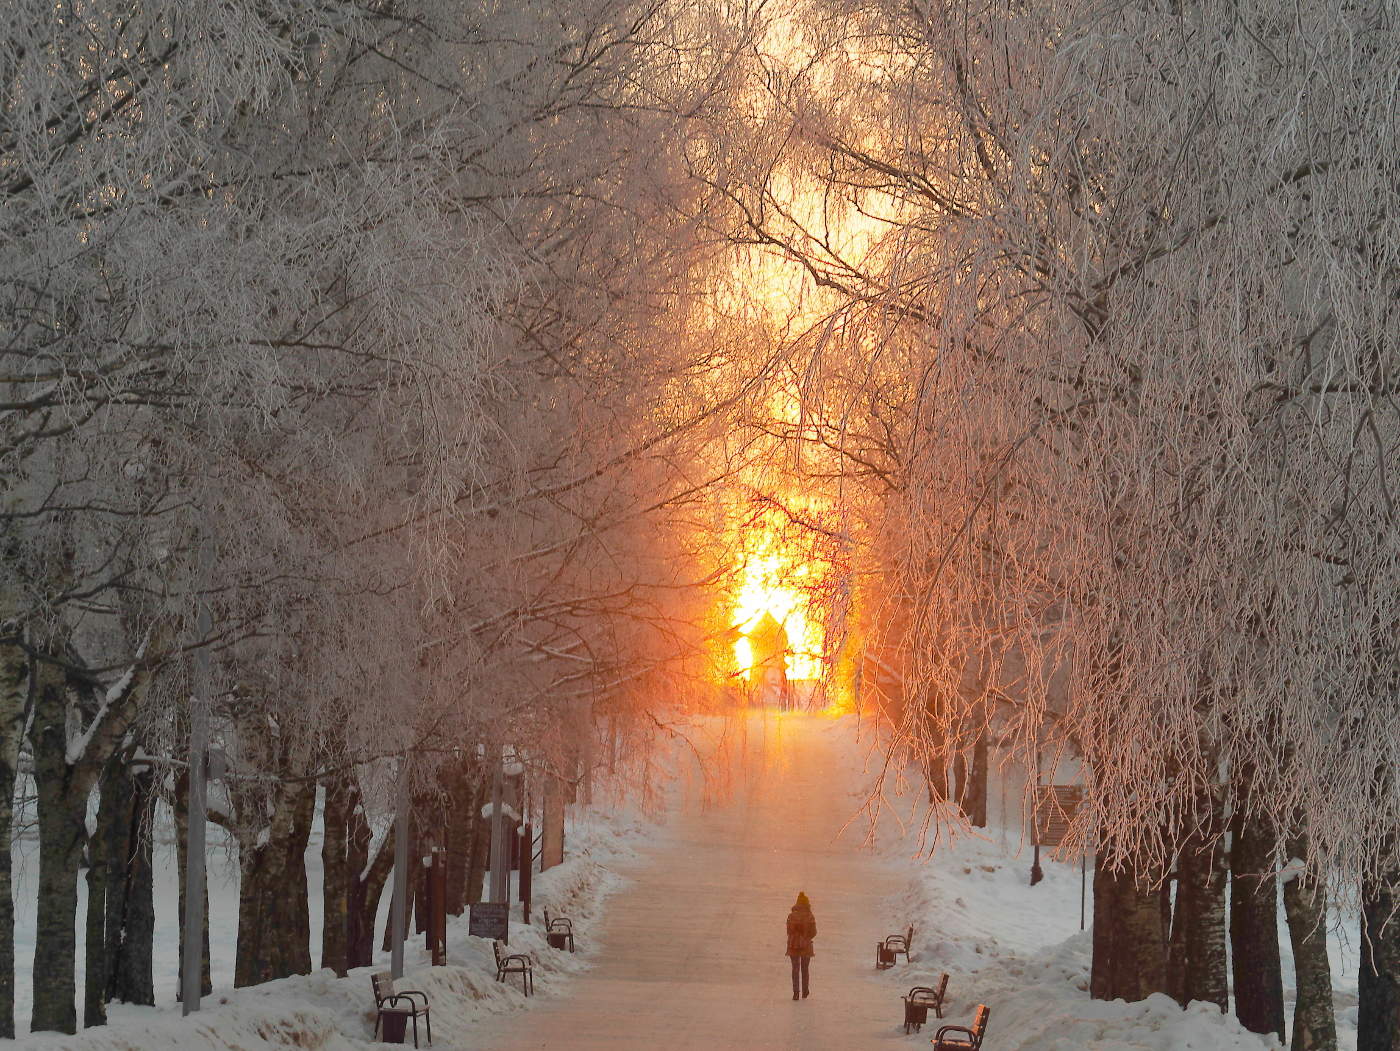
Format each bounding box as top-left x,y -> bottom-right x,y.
786,904 -> 817,957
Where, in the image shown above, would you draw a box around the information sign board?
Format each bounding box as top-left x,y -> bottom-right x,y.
469,902 -> 509,941
1033,785 -> 1083,849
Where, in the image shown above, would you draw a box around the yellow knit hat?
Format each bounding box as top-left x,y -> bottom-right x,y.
795,891 -> 810,907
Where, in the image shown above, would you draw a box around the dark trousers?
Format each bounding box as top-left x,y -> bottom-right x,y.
790,954 -> 810,997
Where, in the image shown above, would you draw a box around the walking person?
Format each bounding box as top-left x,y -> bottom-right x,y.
786,891 -> 817,1000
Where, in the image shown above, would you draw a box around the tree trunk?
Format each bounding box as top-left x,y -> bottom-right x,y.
106,763 -> 154,1006
445,763 -> 479,915
951,749 -> 969,812
30,654 -> 88,1035
84,766 -> 114,1028
1092,848 -> 1168,1002
1171,790 -> 1229,1011
1283,828 -> 1335,1051
1167,865 -> 1187,1004
320,776 -> 350,977
346,803 -> 395,970
0,619 -> 28,1039
966,728 -> 989,827
1358,865 -> 1400,1051
1230,804 -> 1284,1040
174,771 -> 212,1000
234,781 -> 315,987
466,797 -> 491,903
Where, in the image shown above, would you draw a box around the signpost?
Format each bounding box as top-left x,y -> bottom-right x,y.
469,902 -> 510,942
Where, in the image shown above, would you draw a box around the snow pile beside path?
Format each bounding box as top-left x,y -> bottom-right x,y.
822,708 -> 1284,1051
13,801 -> 662,1051
870,827 -> 1281,1051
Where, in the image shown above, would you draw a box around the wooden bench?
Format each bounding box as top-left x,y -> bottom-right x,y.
932,1003 -> 990,1051
903,974 -> 949,1033
543,907 -> 577,952
876,924 -> 915,968
493,939 -> 534,996
371,971 -> 431,1048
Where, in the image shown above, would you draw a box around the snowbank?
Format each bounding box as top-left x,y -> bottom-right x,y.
9,799 -> 666,1050
852,723 -> 1361,1051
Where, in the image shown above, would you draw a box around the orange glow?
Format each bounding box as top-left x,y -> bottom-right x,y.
728,495 -> 826,683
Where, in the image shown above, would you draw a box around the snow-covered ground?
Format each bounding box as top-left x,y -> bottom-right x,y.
844,719 -> 1364,1051
8,782 -> 671,1049
5,712 -> 1365,1049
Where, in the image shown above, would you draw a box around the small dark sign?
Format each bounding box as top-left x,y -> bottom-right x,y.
1034,785 -> 1083,850
469,902 -> 509,942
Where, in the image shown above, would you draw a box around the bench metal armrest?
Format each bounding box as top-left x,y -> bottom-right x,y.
501,952 -> 532,967
394,989 -> 429,1009
934,1025 -> 976,1043
381,993 -> 421,1012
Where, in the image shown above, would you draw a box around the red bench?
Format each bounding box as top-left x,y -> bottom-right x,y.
932,1003 -> 990,1051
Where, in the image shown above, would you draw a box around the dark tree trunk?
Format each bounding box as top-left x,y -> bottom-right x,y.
174,771 -> 212,1000
1230,803 -> 1284,1040
951,750 -> 969,812
0,623 -> 28,1040
1170,790 -> 1228,1012
465,798 -> 491,907
965,729 -> 989,827
345,788 -> 395,971
445,762 -> 480,915
320,776 -> 350,977
84,753 -> 155,1022
84,760 -> 119,1028
107,764 -> 154,1006
1167,866 -> 1187,1004
30,655 -> 88,1035
1283,828 -> 1335,1051
1358,865 -> 1400,1051
234,781 -> 316,987
1091,852 -> 1116,1001
84,822 -> 108,1027
1092,848 -> 1168,1002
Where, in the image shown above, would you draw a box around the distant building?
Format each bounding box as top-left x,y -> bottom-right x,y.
747,612 -> 794,709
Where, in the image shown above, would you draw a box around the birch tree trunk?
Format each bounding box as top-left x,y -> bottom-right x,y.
1230,804 -> 1284,1040
1282,828 -> 1335,1051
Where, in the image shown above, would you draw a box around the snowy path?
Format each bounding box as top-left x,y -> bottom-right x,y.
473,710 -> 901,1050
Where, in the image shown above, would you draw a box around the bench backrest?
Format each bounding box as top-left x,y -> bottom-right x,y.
906,925 -> 916,950
492,940 -> 505,964
371,971 -> 394,1005
934,972 -> 948,999
971,1004 -> 991,1042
